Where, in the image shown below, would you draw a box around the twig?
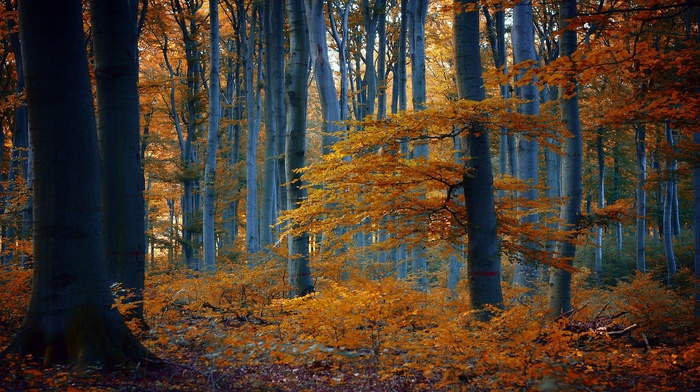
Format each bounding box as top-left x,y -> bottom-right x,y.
607,324 -> 638,336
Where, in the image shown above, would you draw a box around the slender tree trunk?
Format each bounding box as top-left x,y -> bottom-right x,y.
242,3 -> 261,254
663,122 -> 677,286
3,0 -> 150,370
203,0 -> 221,272
285,0 -> 314,297
693,130 -> 700,318
511,0 -> 540,290
261,0 -> 283,251
635,124 -> 647,273
612,143 -> 623,255
455,0 -> 503,319
172,0 -> 204,271
223,38 -> 243,247
595,128 -> 604,283
407,0 -> 429,291
548,0 -> 582,317
91,0 -> 146,319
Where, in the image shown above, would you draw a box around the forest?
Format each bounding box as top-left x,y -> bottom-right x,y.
0,0 -> 699,390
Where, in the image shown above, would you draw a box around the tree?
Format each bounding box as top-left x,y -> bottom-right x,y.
454,0 -> 503,319
91,0 -> 147,320
635,124 -> 646,273
285,0 -> 314,297
3,0 -> 149,370
511,0 -> 541,290
202,0 -> 220,272
547,0 -> 582,317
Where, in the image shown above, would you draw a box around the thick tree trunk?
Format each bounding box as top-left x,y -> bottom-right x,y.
202,0 -> 221,272
455,0 -> 503,319
285,0 -> 314,297
635,124 -> 647,273
511,0 -> 540,290
91,0 -> 146,319
3,0 -> 150,370
548,0 -> 582,317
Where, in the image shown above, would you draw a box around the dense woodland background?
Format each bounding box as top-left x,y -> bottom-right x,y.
1,0 -> 700,390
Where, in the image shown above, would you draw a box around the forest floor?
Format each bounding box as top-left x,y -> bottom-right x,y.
1,265 -> 700,391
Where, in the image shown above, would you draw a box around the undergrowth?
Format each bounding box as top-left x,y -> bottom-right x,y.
1,260 -> 699,391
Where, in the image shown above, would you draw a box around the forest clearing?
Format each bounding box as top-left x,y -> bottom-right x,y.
1,0 -> 699,390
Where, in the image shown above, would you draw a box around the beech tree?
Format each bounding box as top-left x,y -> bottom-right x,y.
547,0 -> 582,317
3,0 -> 150,369
91,0 -> 147,320
454,0 -> 503,318
202,0 -> 220,272
285,0 -> 314,297
511,0 -> 540,289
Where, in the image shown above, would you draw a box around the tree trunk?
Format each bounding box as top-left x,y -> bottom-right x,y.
172,0 -> 205,271
306,0 -> 341,151
595,128 -> 604,284
3,0 -> 150,370
693,130 -> 700,318
548,0 -> 582,317
242,2 -> 261,255
202,0 -> 221,272
261,0 -> 284,251
285,0 -> 314,297
91,0 -> 146,319
663,122 -> 677,286
511,0 -> 540,290
455,0 -> 503,319
635,124 -> 646,273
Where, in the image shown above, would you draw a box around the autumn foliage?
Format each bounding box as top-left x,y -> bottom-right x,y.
1,260 -> 699,390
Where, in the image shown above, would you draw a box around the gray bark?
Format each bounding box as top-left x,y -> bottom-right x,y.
407,0 -> 428,291
511,0 -> 540,290
548,0 -> 582,317
285,0 -> 314,297
595,128 -> 604,283
172,0 -> 205,271
635,124 -> 647,273
306,0 -> 341,152
242,2 -> 261,254
261,0 -> 285,251
91,0 -> 146,319
663,122 -> 677,286
455,0 -> 503,319
203,0 -> 221,272
4,0 -> 150,369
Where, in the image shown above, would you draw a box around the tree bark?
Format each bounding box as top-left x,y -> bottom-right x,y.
3,0 -> 150,370
202,0 -> 221,272
91,0 -> 147,319
455,0 -> 503,319
595,128 -> 604,284
285,0 -> 314,297
261,0 -> 284,251
511,0 -> 540,290
548,0 -> 582,317
635,124 -> 646,273
242,1 -> 261,254
663,122 -> 677,286
694,130 -> 700,318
